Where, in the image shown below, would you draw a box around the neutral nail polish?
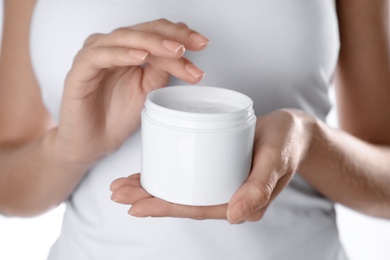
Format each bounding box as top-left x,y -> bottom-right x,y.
162,40 -> 185,53
190,33 -> 210,46
128,210 -> 144,217
185,63 -> 205,78
128,50 -> 149,60
110,195 -> 119,202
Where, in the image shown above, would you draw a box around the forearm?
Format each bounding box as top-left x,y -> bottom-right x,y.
0,128 -> 92,217
300,119 -> 390,219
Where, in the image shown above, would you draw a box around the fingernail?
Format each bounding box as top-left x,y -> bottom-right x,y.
128,209 -> 144,217
190,33 -> 210,46
110,195 -> 119,202
128,50 -> 149,60
185,63 -> 205,78
128,210 -> 137,216
228,200 -> 251,224
162,40 -> 185,53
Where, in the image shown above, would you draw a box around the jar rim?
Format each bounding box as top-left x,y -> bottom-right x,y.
143,86 -> 256,131
145,86 -> 253,119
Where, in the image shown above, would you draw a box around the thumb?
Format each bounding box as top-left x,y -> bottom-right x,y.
226,149 -> 282,224
226,178 -> 276,224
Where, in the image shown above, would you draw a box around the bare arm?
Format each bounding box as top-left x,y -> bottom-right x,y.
0,0 -> 53,143
299,0 -> 390,217
0,0 -> 90,216
110,0 -> 390,222
0,1 -> 209,217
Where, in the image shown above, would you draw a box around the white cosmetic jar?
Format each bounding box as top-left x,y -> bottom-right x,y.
141,86 -> 256,206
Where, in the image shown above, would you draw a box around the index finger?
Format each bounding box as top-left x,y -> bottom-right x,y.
132,18 -> 210,51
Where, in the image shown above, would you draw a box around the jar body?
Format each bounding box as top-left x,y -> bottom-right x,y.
140,86 -> 256,206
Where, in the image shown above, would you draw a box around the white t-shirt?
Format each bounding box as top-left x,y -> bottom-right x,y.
30,0 -> 347,259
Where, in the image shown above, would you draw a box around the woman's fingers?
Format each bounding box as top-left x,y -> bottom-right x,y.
67,19 -> 208,89
110,174 -> 151,204
132,18 -> 209,51
227,147 -> 287,224
227,111 -> 308,223
111,186 -> 152,205
66,45 -> 204,89
87,19 -> 208,57
92,28 -> 186,59
67,46 -> 149,83
129,197 -> 227,220
83,47 -> 148,68
146,56 -> 205,84
110,174 -> 141,191
111,173 -> 226,220
110,142 -> 290,224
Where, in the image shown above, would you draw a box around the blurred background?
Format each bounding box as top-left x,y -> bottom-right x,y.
0,2 -> 390,260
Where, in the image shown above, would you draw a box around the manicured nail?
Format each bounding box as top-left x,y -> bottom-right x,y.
185,63 -> 205,78
228,200 -> 251,224
128,209 -> 144,217
190,33 -> 210,46
110,195 -> 119,202
128,50 -> 149,60
162,40 -> 185,53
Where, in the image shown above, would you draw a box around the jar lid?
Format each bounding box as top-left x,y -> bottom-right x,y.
143,86 -> 256,131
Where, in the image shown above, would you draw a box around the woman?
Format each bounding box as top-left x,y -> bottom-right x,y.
0,0 -> 389,259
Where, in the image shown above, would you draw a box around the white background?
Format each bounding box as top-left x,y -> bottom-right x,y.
0,2 -> 390,260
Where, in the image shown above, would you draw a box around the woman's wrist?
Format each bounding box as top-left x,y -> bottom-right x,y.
48,127 -> 98,171
293,110 -> 324,175
297,112 -> 337,182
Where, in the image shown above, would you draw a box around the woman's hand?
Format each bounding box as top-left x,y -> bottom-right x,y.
54,19 -> 209,163
110,109 -> 317,224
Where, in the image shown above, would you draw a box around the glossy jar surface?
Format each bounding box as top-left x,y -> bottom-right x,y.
141,86 -> 256,206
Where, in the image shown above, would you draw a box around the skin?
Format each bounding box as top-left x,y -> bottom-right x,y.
112,0 -> 390,223
0,0 -> 207,216
0,0 -> 389,228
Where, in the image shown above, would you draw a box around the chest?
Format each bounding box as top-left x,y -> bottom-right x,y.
30,0 -> 339,117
